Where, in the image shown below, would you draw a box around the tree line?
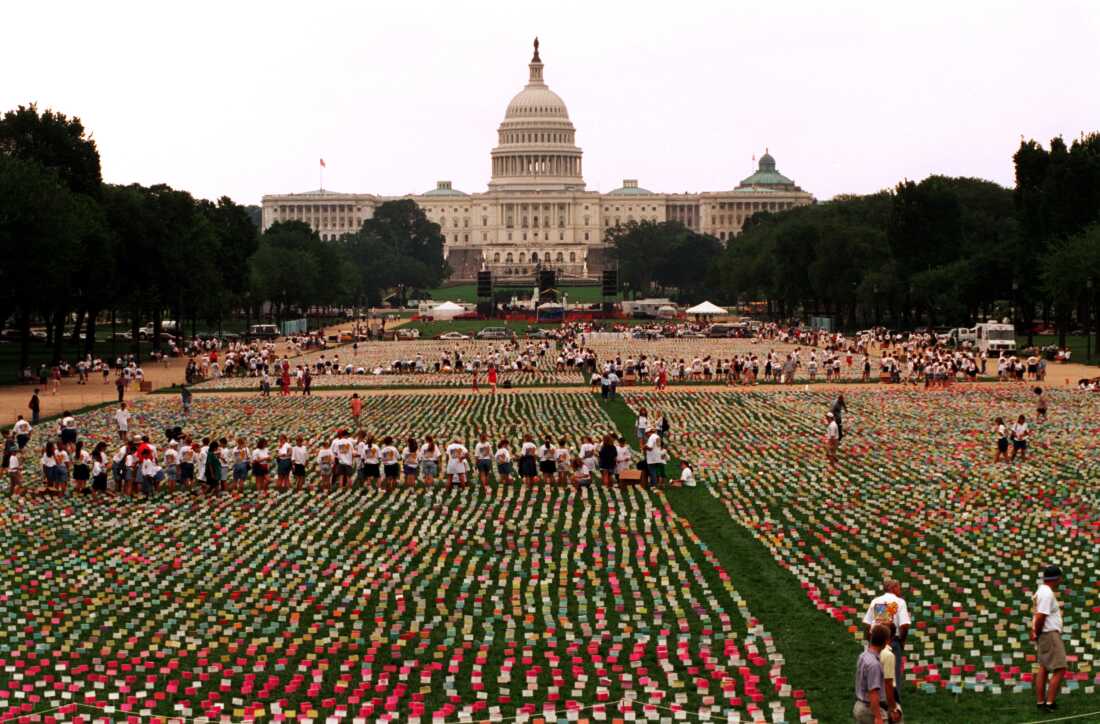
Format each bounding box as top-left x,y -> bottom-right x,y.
0,104 -> 449,374
606,133 -> 1100,345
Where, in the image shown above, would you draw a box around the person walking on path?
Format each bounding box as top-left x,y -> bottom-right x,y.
863,579 -> 911,705
180,385 -> 192,416
853,624 -> 888,724
1032,565 -> 1067,713
28,389 -> 40,425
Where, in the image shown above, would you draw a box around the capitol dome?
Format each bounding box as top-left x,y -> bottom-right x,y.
489,38 -> 585,191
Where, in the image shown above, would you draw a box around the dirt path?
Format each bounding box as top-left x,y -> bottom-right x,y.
5,325 -> 1090,422
0,320 -> 368,424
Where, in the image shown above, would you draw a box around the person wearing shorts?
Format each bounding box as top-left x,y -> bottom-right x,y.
495,440 -> 513,484
380,437 -> 400,489
1011,415 -> 1029,462
445,438 -> 469,487
538,438 -> 556,484
1032,565 -> 1067,712
419,436 -> 440,486
403,438 -> 420,487
474,433 -> 493,486
518,435 -> 538,484
291,436 -> 308,490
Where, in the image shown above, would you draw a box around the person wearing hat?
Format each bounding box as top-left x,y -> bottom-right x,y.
825,412 -> 840,464
1032,565 -> 1066,712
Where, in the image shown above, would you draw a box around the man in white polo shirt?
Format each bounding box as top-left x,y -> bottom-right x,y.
863,578 -> 911,704
1032,565 -> 1066,713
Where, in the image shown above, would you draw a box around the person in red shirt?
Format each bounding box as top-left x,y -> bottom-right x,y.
487,364 -> 498,395
350,393 -> 362,424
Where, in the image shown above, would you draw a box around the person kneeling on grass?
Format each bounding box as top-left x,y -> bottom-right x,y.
680,460 -> 696,487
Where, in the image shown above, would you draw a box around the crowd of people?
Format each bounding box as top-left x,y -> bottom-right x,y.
1,400 -> 694,498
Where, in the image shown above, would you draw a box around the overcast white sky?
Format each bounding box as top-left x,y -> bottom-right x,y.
4,0 -> 1098,203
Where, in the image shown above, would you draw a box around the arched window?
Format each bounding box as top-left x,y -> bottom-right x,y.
569,251 -> 576,262
506,252 -> 513,263
493,252 -> 501,263
518,252 -> 526,262
556,252 -> 564,262
531,252 -> 539,262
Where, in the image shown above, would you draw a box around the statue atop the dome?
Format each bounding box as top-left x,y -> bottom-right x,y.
532,37 -> 540,63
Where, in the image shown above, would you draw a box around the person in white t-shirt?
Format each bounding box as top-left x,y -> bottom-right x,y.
825,412 -> 839,464
494,440 -> 513,484
474,433 -> 493,486
1011,415 -> 1029,462
863,579 -> 912,704
379,436 -> 401,488
644,429 -> 665,486
1032,565 -> 1066,711
7,447 -> 23,495
418,436 -> 441,486
679,460 -> 696,487
331,431 -> 355,488
291,436 -> 309,490
445,438 -> 469,487
251,438 -> 271,492
114,403 -> 131,442
275,434 -> 293,490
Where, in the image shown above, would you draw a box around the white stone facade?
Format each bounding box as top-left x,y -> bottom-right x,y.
261,40 -> 814,280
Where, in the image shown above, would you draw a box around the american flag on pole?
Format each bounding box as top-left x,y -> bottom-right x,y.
320,158 -> 326,168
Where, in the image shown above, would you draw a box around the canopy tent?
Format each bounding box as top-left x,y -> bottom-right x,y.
685,301 -> 727,315
430,301 -> 465,320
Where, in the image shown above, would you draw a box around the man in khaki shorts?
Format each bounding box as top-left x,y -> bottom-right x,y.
1031,565 -> 1066,712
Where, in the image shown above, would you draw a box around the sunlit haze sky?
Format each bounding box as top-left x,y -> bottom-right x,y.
5,0 -> 1098,204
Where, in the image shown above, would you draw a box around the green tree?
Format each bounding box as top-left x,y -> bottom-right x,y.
0,156 -> 85,374
0,104 -> 102,197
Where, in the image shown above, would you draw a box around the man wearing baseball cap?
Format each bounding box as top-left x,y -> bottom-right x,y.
1031,564 -> 1066,712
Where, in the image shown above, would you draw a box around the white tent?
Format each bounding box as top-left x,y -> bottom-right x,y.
685,301 -> 727,316
430,301 -> 465,320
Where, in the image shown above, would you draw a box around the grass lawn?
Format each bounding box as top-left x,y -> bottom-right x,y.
427,283 -> 614,304
598,394 -> 1100,723
1017,334 -> 1100,366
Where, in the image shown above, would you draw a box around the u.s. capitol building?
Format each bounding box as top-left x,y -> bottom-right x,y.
261,39 -> 814,281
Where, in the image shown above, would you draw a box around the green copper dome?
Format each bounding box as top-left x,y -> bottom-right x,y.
738,151 -> 799,191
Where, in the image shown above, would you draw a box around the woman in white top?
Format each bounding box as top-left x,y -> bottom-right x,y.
679,461 -> 696,487
473,434 -> 494,486
419,436 -> 441,486
579,436 -> 598,475
538,438 -> 556,485
379,436 -> 401,489
494,440 -> 513,485
518,435 -> 538,485
251,438 -> 271,492
1011,415 -> 1029,462
291,436 -> 309,490
615,438 -> 632,475
445,439 -> 469,487
7,447 -> 23,495
275,434 -> 293,490
554,439 -> 571,486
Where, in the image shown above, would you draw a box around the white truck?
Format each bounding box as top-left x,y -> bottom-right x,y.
972,321 -> 1016,354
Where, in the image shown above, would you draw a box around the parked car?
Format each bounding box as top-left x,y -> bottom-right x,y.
706,324 -> 737,338
675,329 -> 706,338
437,331 -> 471,340
110,331 -> 134,342
394,328 -> 421,340
475,327 -> 511,340
524,328 -> 552,339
